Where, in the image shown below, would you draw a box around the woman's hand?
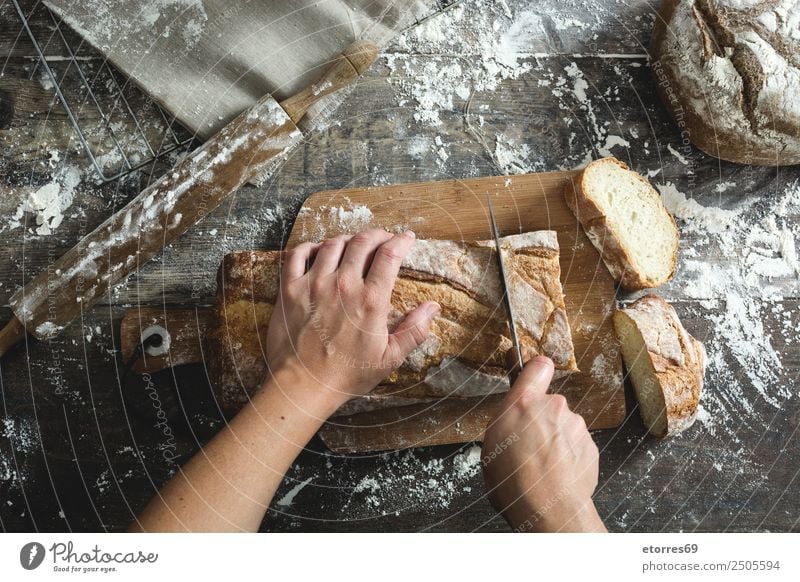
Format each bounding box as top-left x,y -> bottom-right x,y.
482,350 -> 606,533
132,229 -> 440,533
266,228 -> 440,409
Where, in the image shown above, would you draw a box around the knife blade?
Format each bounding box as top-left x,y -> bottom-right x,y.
486,195 -> 525,376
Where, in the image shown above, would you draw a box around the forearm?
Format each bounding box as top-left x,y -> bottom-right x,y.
506,497 -> 607,533
129,229 -> 435,532
130,367 -> 340,532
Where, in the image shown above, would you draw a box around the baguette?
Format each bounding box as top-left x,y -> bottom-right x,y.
564,157 -> 679,291
613,294 -> 706,437
207,232 -> 577,416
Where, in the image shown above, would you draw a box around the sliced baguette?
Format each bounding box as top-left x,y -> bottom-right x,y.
613,294 -> 706,438
564,157 -> 679,291
208,232 -> 577,416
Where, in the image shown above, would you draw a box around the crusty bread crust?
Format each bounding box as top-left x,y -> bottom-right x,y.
650,0 -> 800,166
613,294 -> 706,437
564,157 -> 679,292
208,233 -> 577,416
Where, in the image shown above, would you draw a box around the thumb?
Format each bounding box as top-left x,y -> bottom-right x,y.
500,354 -> 554,412
384,301 -> 440,366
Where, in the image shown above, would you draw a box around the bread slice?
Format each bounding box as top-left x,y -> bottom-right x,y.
207,232 -> 578,416
564,157 -> 679,291
613,294 -> 705,437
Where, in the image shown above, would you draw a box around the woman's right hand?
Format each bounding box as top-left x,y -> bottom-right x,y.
482,351 -> 606,533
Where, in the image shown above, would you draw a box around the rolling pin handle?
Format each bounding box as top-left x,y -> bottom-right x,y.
0,316 -> 26,359
341,40 -> 380,75
279,40 -> 379,124
507,360 -> 522,386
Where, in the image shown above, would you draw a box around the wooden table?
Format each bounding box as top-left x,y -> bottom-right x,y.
1,0 -> 798,532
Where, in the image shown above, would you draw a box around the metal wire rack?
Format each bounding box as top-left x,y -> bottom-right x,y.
11,0 -> 195,183
10,0 -> 461,183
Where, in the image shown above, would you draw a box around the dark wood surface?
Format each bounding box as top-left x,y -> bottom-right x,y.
1,0 -> 798,532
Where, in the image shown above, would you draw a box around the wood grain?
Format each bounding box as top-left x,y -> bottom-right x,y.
287,171 -> 626,451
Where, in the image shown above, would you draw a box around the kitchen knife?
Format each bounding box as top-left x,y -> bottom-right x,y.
0,41 -> 378,357
486,195 -> 525,381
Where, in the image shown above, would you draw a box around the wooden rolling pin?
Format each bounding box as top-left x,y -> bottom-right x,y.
0,41 -> 378,357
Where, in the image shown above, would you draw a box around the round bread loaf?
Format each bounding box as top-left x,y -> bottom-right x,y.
650,0 -> 800,166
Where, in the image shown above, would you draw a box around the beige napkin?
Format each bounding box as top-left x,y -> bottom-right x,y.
45,0 -> 439,139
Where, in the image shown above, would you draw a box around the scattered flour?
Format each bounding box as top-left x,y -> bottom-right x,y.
276,476 -> 314,507
658,182 -> 739,234
550,60 -> 633,167
329,203 -> 374,229
383,1 -> 646,174
298,198 -> 375,242
656,179 -> 800,438
387,3 -> 537,128
693,404 -> 714,434
94,469 -> 111,494
0,453 -> 19,484
2,416 -> 40,455
341,445 -> 484,516
58,0 -> 208,50
494,133 -> 532,173
452,444 -> 483,479
714,181 -> 736,193
407,135 -> 433,159
9,165 -> 82,235
667,142 -> 690,165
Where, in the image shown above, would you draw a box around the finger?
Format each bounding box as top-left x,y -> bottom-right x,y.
282,242 -> 321,283
383,301 -> 440,367
310,235 -> 352,275
500,355 -> 554,412
365,230 -> 416,295
339,228 -> 394,279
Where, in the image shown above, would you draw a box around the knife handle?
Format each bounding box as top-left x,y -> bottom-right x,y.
506,342 -> 545,385
505,347 -> 528,386
280,40 -> 379,124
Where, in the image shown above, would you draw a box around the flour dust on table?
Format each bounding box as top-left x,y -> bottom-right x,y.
656,179 -> 799,443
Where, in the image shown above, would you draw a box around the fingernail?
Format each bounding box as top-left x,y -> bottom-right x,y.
529,356 -> 554,383
404,230 -> 416,239
426,301 -> 441,316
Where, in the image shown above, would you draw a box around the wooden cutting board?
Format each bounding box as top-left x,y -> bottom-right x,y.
120,171 -> 625,453
287,171 -> 625,452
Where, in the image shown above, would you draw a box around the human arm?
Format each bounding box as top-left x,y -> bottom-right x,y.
482,351 -> 606,533
130,229 -> 440,532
